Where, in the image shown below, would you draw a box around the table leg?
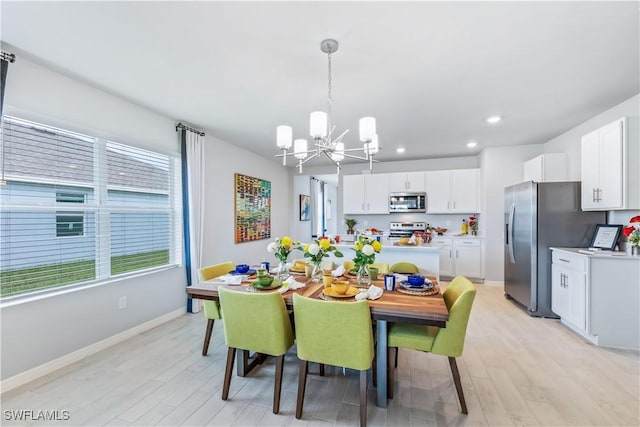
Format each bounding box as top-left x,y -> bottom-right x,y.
236,350 -> 265,377
376,319 -> 388,408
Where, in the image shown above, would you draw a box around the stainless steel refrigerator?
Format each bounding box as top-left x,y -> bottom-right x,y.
504,181 -> 605,317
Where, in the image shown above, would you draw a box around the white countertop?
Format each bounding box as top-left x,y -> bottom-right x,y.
334,243 -> 441,251
551,247 -> 640,260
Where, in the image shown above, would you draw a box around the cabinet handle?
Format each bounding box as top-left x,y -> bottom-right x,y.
456,250 -> 459,258
592,188 -> 596,203
362,203 -> 365,211
560,273 -> 564,287
453,201 -> 456,209
597,188 -> 602,202
559,258 -> 570,263
447,201 -> 450,209
367,203 -> 370,211
449,249 -> 452,258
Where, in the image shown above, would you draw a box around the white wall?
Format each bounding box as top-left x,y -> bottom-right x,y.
200,137 -> 292,266
1,56 -> 186,381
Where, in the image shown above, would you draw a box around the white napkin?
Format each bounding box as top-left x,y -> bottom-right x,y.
332,265 -> 345,277
218,274 -> 243,285
278,276 -> 305,293
408,235 -> 416,244
355,285 -> 384,301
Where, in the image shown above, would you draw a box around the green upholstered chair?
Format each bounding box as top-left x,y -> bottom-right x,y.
387,275 -> 476,414
390,262 -> 420,274
293,294 -> 374,427
218,287 -> 294,414
198,261 -> 235,356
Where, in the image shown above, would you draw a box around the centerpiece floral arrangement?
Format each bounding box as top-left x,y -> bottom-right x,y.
300,237 -> 343,281
267,236 -> 301,278
622,216 -> 640,249
352,235 -> 383,285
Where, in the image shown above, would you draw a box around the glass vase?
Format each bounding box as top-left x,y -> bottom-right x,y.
275,260 -> 289,280
356,264 -> 371,287
311,262 -> 323,283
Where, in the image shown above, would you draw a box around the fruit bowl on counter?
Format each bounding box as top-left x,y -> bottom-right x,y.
433,227 -> 448,235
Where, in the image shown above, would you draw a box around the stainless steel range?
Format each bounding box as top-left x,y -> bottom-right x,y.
388,222 -> 426,240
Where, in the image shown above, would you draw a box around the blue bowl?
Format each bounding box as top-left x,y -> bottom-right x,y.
235,264 -> 250,274
407,274 -> 425,286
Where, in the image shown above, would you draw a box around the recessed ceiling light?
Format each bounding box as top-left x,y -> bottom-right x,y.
396,147 -> 406,153
118,172 -> 126,175
486,115 -> 502,124
467,141 -> 477,148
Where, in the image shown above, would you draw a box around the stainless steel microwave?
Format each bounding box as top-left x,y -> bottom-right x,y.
389,192 -> 426,213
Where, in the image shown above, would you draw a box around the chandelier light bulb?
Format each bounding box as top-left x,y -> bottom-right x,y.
276,125 -> 292,149
359,117 -> 376,142
294,139 -> 308,159
331,142 -> 345,162
309,111 -> 328,139
366,134 -> 379,155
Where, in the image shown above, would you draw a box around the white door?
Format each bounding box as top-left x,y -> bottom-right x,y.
551,264 -> 570,318
365,174 -> 390,214
451,169 -> 479,213
566,268 -> 586,331
453,241 -> 482,277
598,119 -> 624,209
425,171 -> 450,212
388,173 -> 408,192
406,172 -> 425,192
581,129 -> 601,210
342,175 -> 366,214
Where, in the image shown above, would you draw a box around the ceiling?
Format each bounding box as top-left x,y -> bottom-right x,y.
1,1 -> 638,167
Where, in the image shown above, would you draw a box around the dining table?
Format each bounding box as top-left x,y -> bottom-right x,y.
186,270 -> 449,408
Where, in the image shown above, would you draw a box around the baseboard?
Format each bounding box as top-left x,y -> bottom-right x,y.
483,280 -> 503,287
0,308 -> 185,394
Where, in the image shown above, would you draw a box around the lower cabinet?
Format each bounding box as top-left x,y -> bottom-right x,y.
551,251 -> 586,332
551,248 -> 640,350
431,237 -> 483,280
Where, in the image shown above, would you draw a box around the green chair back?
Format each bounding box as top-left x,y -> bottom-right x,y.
198,261 -> 235,320
390,262 -> 419,274
293,294 -> 374,370
371,262 -> 390,274
219,287 -> 294,356
431,276 -> 476,357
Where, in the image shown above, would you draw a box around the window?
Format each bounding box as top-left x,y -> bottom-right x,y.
0,116 -> 182,298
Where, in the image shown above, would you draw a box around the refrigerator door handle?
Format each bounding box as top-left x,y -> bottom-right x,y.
508,203 -> 516,263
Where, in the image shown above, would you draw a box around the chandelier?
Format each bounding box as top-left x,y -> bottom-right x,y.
275,39 -> 379,174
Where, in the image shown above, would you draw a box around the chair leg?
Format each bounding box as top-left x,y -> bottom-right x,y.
359,369 -> 368,427
319,363 -> 325,376
448,357 -> 468,414
202,319 -> 215,356
222,347 -> 236,400
295,360 -> 309,419
395,347 -> 398,368
273,355 -> 285,414
387,347 -> 396,399
372,351 -> 377,387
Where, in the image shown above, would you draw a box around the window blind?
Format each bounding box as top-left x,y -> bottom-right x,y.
0,116 -> 182,298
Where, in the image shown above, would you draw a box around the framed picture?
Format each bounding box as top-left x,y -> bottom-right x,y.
234,173 -> 271,243
300,194 -> 311,221
589,224 -> 622,250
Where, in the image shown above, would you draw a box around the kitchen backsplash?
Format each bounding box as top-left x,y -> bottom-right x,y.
342,213 -> 480,235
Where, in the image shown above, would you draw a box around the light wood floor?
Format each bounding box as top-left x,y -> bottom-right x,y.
2,284 -> 638,426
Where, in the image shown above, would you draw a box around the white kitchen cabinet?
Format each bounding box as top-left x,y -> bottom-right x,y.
551,251 -> 586,332
431,237 -> 453,277
342,174 -> 389,214
431,237 -> 483,280
581,117 -> 639,210
523,153 -> 568,182
551,248 -> 640,350
453,239 -> 483,278
425,169 -> 480,213
388,172 -> 425,192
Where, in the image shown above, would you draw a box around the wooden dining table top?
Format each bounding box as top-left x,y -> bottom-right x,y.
186,273 -> 449,327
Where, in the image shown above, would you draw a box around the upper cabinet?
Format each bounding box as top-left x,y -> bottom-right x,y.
425,169 -> 480,213
388,172 -> 425,192
342,174 -> 390,214
523,153 -> 568,182
581,117 -> 639,210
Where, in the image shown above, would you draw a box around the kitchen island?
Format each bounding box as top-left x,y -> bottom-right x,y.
331,243 -> 441,279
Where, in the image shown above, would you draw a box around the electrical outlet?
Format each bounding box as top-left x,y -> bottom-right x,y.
118,296 -> 127,309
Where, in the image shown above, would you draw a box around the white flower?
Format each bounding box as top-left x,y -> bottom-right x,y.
267,242 -> 277,253
362,244 -> 374,256
308,243 -> 320,256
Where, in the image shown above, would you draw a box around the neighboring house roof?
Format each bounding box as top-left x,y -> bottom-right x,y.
4,118 -> 169,192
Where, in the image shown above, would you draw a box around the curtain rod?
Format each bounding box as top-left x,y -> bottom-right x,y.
175,122 -> 205,136
1,51 -> 16,63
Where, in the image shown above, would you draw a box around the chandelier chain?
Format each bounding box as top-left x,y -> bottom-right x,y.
327,49 -> 333,135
